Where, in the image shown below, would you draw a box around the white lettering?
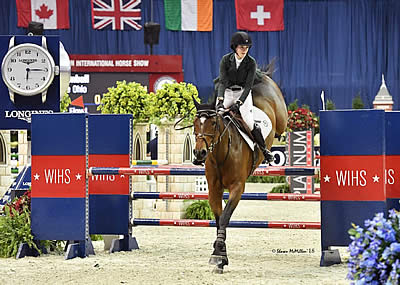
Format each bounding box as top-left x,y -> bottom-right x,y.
115,60 -> 132,67
70,74 -> 90,84
133,60 -> 149,67
72,85 -> 88,94
336,170 -> 367,187
44,169 -> 71,184
292,176 -> 307,192
76,60 -> 114,67
91,175 -> 116,182
386,169 -> 395,185
44,169 -> 55,184
5,110 -> 54,123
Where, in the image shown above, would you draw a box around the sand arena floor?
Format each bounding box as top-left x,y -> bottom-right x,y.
0,183 -> 349,285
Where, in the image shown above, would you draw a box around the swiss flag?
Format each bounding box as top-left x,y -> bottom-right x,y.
16,0 -> 70,30
235,0 -> 284,31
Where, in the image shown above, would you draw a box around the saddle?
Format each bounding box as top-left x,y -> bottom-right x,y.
223,111 -> 261,174
224,111 -> 254,141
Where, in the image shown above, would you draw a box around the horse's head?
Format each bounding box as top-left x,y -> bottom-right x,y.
192,98 -> 220,163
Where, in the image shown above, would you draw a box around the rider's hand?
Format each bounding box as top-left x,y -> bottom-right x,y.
216,99 -> 224,111
230,100 -> 242,114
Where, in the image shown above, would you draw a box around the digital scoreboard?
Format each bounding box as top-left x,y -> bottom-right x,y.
68,55 -> 183,113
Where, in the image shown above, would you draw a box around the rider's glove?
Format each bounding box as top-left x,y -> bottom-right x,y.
216,97 -> 224,111
230,100 -> 243,114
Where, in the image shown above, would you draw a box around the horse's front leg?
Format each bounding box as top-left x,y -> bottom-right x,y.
205,173 -> 225,271
209,181 -> 245,273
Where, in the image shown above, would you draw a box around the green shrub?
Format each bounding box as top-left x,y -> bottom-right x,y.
287,99 -> 299,111
326,99 -> 336,110
0,191 -> 64,258
146,82 -> 200,125
184,200 -> 214,220
0,206 -> 38,258
270,184 -> 290,193
90,235 -> 103,241
246,176 -> 286,183
60,92 -> 71,112
97,81 -> 150,124
352,95 -> 364,109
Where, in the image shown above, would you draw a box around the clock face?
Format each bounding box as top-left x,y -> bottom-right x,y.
1,43 -> 55,96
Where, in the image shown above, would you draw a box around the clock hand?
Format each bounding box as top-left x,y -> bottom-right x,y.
25,68 -> 30,81
30,68 -> 47,72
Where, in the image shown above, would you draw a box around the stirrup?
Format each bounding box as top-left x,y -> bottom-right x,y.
263,149 -> 274,163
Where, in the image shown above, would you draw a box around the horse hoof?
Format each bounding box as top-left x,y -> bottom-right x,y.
209,255 -> 228,266
212,265 -> 224,274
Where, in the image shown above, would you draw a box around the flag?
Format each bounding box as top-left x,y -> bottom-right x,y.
164,0 -> 213,31
16,0 -> 70,29
91,0 -> 142,30
235,0 -> 284,31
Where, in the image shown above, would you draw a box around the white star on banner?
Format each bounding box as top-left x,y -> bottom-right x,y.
323,175 -> 331,183
34,173 -> 40,180
76,173 -> 82,181
372,175 -> 380,183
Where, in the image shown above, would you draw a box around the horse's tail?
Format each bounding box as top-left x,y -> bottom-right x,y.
258,57 -> 277,78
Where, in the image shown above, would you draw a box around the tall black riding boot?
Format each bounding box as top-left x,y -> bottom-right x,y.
251,125 -> 274,163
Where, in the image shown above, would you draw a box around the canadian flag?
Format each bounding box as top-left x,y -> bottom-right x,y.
16,0 -> 70,29
235,0 -> 284,31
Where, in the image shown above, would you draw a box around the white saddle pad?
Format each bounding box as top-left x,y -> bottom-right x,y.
236,107 -> 272,151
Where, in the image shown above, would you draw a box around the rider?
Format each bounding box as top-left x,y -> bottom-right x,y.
216,31 -> 274,163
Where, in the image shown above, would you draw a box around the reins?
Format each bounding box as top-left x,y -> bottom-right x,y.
194,110 -> 232,165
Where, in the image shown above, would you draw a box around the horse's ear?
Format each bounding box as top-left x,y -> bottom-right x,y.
192,95 -> 200,110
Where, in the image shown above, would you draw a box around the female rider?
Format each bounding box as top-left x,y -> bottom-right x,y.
216,31 -> 273,163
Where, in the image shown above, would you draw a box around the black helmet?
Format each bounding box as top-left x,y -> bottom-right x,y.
230,31 -> 252,51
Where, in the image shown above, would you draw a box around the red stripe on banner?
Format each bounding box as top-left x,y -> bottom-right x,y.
32,155 -> 86,198
70,55 -> 183,73
89,154 -> 130,195
385,155 -> 400,199
16,0 -> 32,28
321,155 -> 385,201
56,0 -> 70,29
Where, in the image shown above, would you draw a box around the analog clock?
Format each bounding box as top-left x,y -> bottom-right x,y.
1,36 -> 59,104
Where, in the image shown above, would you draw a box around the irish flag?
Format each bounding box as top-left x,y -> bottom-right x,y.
164,0 -> 213,31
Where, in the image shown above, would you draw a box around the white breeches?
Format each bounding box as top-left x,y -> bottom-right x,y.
221,88 -> 254,131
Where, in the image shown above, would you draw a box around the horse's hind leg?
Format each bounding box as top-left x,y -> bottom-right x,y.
210,182 -> 245,273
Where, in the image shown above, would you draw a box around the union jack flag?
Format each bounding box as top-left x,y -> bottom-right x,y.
91,0 -> 142,30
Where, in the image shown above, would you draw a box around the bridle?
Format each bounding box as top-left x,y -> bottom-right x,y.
194,109 -> 231,160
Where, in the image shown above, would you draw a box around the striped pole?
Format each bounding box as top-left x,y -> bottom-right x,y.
88,166 -> 319,177
132,219 -> 321,229
131,160 -> 168,165
131,192 -> 321,201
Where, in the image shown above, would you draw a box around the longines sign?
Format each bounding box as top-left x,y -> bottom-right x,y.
0,35 -> 60,130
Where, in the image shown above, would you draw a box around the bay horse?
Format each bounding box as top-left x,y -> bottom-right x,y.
192,66 -> 287,273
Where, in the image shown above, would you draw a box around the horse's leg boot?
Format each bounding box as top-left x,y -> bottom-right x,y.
209,239 -> 229,267
251,125 -> 274,163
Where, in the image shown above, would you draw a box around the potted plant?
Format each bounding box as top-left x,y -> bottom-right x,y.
145,82 -> 200,125
97,80 -> 150,125
287,107 -> 319,133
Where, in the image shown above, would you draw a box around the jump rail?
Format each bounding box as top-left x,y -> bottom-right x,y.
88,165 -> 320,177
132,218 -> 321,229
131,192 -> 321,201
